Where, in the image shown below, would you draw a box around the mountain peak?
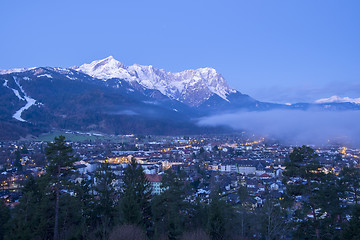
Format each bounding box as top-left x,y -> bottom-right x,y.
73,56 -> 130,80
73,57 -> 235,106
95,56 -> 124,68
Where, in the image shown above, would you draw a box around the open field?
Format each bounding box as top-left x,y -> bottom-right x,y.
35,130 -> 134,143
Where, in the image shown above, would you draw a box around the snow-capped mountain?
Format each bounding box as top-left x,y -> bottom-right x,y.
73,56 -> 236,106
0,67 -> 35,75
315,95 -> 360,104
2,56 -> 359,140
0,66 -> 220,140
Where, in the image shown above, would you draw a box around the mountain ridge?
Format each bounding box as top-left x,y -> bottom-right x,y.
2,57 -> 360,106
73,56 -> 236,106
315,95 -> 360,104
0,66 -> 230,139
1,57 -> 360,140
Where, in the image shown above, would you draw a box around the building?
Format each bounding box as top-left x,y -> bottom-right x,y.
146,174 -> 163,195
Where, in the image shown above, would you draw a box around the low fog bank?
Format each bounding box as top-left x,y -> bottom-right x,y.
198,110 -> 360,146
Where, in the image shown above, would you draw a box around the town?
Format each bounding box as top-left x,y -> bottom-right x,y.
0,133 -> 359,239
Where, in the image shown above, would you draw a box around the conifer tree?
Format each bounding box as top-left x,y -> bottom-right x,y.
207,192 -> 226,240
0,200 -> 9,240
13,150 -> 22,172
283,145 -> 342,239
120,158 -> 152,231
153,169 -> 189,239
6,175 -> 53,239
237,185 -> 252,239
73,178 -> 93,238
341,205 -> 360,240
339,167 -> 360,205
45,135 -> 77,240
93,161 -> 118,239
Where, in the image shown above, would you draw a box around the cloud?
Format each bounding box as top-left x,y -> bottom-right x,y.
198,110 -> 360,146
110,110 -> 138,116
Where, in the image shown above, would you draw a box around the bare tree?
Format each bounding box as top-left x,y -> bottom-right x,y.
181,229 -> 211,240
108,224 -> 148,240
260,200 -> 288,240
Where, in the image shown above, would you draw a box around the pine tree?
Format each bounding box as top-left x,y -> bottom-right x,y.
0,200 -> 10,240
152,169 -> 189,239
13,150 -> 22,172
45,135 -> 77,240
283,145 -> 342,239
120,158 -> 152,231
237,185 -> 251,239
6,175 -> 53,239
73,178 -> 93,239
341,205 -> 360,240
339,167 -> 360,205
6,137 -> 82,240
93,161 -> 118,239
207,192 -> 226,240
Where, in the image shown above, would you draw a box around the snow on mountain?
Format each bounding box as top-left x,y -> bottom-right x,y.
0,67 -> 35,75
73,56 -> 135,81
13,95 -> 36,122
2,76 -> 37,122
74,56 -> 235,106
315,95 -> 360,104
3,79 -> 25,101
12,77 -> 37,122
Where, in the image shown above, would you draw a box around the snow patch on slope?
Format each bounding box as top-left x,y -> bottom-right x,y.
3,79 -> 25,101
13,96 -> 36,122
13,77 -> 38,122
37,74 -> 53,78
3,77 -> 38,122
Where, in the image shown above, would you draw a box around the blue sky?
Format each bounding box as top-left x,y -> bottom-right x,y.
1,0 -> 359,103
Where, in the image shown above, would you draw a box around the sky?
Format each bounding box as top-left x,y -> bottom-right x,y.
1,0 -> 359,103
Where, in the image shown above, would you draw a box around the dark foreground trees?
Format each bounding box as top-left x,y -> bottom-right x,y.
283,145 -> 325,239
282,145 -> 360,240
0,200 -> 10,240
6,136 -> 81,240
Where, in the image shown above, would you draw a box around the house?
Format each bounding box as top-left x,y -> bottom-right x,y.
227,193 -> 240,204
254,196 -> 263,207
258,184 -> 266,193
246,179 -> 259,192
270,182 -> 279,191
74,164 -> 88,175
259,173 -> 271,180
196,188 -> 210,199
237,161 -> 256,175
146,174 -> 163,195
220,161 -> 256,175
